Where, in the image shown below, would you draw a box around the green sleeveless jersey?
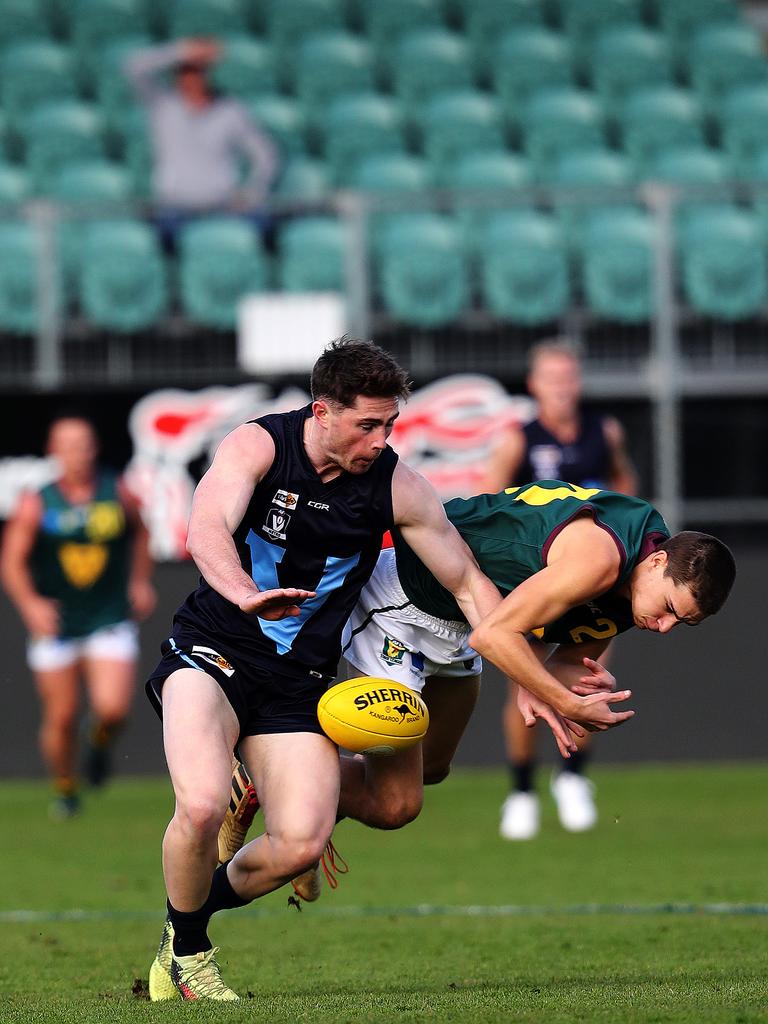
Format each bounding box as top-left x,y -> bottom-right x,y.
31,471 -> 132,639
392,481 -> 670,646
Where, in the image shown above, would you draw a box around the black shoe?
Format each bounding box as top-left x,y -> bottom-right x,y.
83,742 -> 112,788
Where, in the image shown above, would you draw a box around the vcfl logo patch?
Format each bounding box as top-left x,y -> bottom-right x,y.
263,508 -> 291,540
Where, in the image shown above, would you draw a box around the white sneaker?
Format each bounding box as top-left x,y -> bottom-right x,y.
499,792 -> 540,840
551,772 -> 597,832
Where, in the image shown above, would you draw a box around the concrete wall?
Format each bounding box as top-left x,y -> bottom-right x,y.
1,545 -> 764,778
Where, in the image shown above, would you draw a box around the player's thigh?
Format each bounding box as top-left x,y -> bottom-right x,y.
240,731 -> 340,842
363,742 -> 424,803
33,665 -> 81,724
421,673 -> 480,780
82,657 -> 136,720
161,668 -> 240,806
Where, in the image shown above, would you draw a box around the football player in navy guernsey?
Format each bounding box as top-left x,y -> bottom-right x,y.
483,338 -> 639,841
145,339 -> 632,1002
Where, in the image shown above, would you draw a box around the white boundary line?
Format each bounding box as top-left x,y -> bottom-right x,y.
2,903 -> 768,924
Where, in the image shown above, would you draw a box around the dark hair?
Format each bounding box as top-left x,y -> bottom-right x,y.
658,531 -> 736,617
310,337 -> 411,408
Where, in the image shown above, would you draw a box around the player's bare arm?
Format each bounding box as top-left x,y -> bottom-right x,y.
603,417 -> 639,496
391,461 -> 503,627
186,423 -> 315,619
479,425 -> 526,493
0,490 -> 60,636
118,478 -> 157,621
470,517 -> 635,730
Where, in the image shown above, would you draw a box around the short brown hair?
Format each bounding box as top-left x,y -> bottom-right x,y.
658,531 -> 736,617
311,337 -> 411,408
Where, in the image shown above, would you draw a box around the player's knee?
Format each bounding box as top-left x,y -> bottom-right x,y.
423,762 -> 451,786
374,791 -> 423,830
271,833 -> 328,878
175,794 -> 227,840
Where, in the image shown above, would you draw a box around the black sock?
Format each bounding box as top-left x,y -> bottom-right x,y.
509,760 -> 535,793
167,899 -> 213,958
168,862 -> 249,957
560,750 -> 590,775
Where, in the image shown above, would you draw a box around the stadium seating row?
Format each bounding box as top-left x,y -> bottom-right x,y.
0,205 -> 765,334
6,79 -> 768,196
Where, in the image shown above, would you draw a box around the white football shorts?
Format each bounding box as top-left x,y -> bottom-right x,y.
342,548 -> 482,693
27,620 -> 139,672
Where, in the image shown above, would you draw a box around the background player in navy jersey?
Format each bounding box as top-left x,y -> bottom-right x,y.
483,338 -> 639,841
145,339 -> 620,1002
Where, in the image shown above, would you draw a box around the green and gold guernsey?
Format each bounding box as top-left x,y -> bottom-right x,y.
31,471 -> 132,639
392,481 -> 670,646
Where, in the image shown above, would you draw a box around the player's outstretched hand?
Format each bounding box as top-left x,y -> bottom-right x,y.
573,689 -> 635,731
570,656 -> 616,696
239,588 -> 316,620
517,685 -> 584,757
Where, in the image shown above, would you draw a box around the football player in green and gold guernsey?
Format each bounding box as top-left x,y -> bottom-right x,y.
332,480 -> 734,836
220,480 -> 735,898
0,415 -> 156,818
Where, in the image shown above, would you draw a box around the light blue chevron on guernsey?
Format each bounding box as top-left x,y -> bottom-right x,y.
245,530 -> 360,655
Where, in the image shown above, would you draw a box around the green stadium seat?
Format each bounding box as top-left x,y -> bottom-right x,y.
750,148 -> 768,240
417,91 -> 505,180
244,96 -> 307,158
478,210 -> 570,324
278,217 -> 346,292
1,42 -> 77,131
116,106 -> 152,197
444,151 -> 533,247
0,114 -> 12,163
656,0 -> 739,68
620,87 -> 705,176
647,146 -> 731,227
557,0 -> 642,72
590,27 -> 672,119
265,0 -> 344,79
67,0 -> 149,81
275,157 -> 330,199
388,30 -> 473,110
376,214 -> 470,327
21,102 -> 107,193
579,208 -> 656,322
350,153 -> 430,193
0,165 -> 30,206
460,0 -> 544,75
322,95 -> 406,183
211,37 -> 278,99
550,148 -> 636,246
492,29 -> 574,126
679,207 -> 767,320
521,88 -> 605,180
92,36 -> 153,134
360,0 -> 444,57
687,24 -> 768,116
47,161 -> 133,203
179,218 -> 268,329
293,33 -> 375,130
79,220 -> 167,332
718,84 -> 768,178
168,0 -> 246,37
0,223 -> 45,334
0,0 -> 51,45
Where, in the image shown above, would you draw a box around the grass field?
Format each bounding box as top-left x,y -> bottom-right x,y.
1,762 -> 766,1023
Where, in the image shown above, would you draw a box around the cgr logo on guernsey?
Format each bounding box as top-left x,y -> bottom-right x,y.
308,501 -> 330,511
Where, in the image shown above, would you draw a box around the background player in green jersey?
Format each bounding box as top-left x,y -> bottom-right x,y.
335,482 -> 734,840
482,339 -> 639,840
0,415 -> 155,818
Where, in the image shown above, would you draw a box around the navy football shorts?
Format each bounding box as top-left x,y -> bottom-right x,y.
145,628 -> 334,741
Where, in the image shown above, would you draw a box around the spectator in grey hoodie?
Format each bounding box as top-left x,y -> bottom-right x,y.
125,38 -> 279,251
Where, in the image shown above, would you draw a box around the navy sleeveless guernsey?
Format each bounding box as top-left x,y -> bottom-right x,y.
518,412 -> 611,488
173,405 -> 399,679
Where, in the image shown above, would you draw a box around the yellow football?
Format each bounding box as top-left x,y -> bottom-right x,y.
317,676 -> 429,755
